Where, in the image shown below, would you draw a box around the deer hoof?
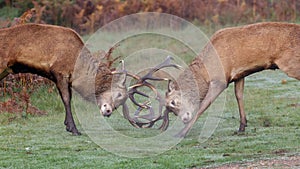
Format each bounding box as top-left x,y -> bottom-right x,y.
65,123 -> 81,136
238,123 -> 247,132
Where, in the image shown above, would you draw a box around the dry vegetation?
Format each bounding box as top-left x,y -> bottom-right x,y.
0,74 -> 51,115
0,0 -> 299,34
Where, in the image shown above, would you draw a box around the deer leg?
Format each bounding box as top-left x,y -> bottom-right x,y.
234,78 -> 247,132
175,80 -> 227,138
55,76 -> 80,135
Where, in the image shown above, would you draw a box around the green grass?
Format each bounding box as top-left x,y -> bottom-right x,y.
0,70 -> 299,168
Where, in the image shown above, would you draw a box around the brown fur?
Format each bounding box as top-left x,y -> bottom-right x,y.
211,22 -> 300,82
0,24 -> 126,135
166,22 -> 300,137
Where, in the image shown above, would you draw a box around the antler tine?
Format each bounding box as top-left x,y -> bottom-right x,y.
125,72 -> 141,81
141,56 -> 181,82
120,60 -> 124,70
127,81 -> 167,128
158,109 -> 171,131
132,105 -> 164,128
111,60 -> 125,74
124,104 -> 160,128
128,56 -> 181,108
133,89 -> 167,128
109,60 -> 154,127
128,82 -> 159,108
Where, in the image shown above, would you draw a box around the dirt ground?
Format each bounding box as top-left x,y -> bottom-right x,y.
203,155 -> 300,169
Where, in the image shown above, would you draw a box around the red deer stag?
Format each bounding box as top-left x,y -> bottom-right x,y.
164,22 -> 299,137
0,24 -> 128,135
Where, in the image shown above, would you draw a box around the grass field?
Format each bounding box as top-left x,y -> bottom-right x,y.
0,69 -> 299,168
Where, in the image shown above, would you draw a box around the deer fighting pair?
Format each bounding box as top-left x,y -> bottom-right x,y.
0,22 -> 299,137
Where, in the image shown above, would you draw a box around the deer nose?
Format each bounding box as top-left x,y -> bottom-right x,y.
181,112 -> 192,124
105,109 -> 112,117
106,109 -> 111,113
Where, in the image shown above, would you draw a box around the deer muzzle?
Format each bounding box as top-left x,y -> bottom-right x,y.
101,103 -> 113,117
180,111 -> 192,124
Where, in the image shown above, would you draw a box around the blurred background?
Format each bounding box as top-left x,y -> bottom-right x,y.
1,0 -> 299,35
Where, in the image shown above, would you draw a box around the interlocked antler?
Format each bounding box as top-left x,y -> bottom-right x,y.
127,56 -> 181,128
111,60 -> 147,128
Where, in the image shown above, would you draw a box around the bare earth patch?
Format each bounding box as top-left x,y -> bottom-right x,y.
203,156 -> 300,169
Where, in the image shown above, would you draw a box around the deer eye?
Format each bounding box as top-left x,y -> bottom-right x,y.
170,100 -> 176,106
116,93 -> 122,98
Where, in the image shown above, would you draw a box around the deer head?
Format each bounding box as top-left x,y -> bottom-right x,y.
95,61 -> 128,117
165,80 -> 194,124
165,63 -> 208,126
93,56 -> 183,128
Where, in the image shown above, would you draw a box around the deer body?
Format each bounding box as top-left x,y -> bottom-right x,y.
0,24 -> 127,135
166,22 -> 300,137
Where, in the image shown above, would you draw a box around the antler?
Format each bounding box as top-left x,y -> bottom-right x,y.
128,56 -> 180,108
126,56 -> 181,128
112,57 -> 180,129
111,60 -> 146,128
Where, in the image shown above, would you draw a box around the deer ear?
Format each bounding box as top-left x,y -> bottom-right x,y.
118,72 -> 126,87
168,80 -> 177,92
115,60 -> 126,88
111,72 -> 126,88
